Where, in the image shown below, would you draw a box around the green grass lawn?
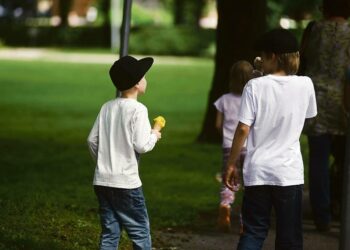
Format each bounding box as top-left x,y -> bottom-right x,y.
0,58 -> 225,249
0,57 -> 310,249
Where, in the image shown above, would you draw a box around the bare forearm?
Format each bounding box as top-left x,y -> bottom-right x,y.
224,122 -> 250,189
227,123 -> 250,165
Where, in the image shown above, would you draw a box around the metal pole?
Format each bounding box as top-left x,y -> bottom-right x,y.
340,118 -> 350,250
119,0 -> 132,57
116,0 -> 132,97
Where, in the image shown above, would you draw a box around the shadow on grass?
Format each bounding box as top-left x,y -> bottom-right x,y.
0,137 -> 101,250
0,135 -> 223,249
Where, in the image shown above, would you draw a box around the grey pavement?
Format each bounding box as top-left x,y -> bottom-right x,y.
0,48 -> 208,65
153,220 -> 339,250
153,190 -> 340,250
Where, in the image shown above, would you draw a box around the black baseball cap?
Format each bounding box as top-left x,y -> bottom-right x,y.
255,29 -> 299,54
109,55 -> 154,91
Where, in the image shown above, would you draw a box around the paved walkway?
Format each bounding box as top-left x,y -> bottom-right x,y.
153,220 -> 339,250
0,48 -> 209,65
152,191 -> 340,250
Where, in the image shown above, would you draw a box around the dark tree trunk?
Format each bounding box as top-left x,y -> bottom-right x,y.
100,0 -> 111,47
197,0 -> 267,143
59,0 -> 72,27
174,0 -> 185,25
193,0 -> 206,29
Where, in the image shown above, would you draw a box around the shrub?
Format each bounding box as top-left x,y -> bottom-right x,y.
129,26 -> 215,56
0,22 -> 215,56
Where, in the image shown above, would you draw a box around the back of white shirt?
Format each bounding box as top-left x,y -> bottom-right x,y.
214,93 -> 242,148
239,75 -> 317,186
87,98 -> 157,189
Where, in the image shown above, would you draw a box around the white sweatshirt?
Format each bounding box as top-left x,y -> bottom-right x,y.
87,98 -> 158,189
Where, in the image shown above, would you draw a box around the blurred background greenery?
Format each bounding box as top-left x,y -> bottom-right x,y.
0,0 -> 322,55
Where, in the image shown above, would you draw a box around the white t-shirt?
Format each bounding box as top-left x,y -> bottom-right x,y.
87,98 -> 158,189
239,75 -> 317,186
214,93 -> 242,148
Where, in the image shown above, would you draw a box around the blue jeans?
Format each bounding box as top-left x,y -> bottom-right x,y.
308,135 -> 346,225
94,185 -> 151,250
237,185 -> 303,250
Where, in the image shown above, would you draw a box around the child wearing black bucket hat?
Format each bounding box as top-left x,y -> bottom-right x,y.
224,29 -> 317,250
87,55 -> 161,250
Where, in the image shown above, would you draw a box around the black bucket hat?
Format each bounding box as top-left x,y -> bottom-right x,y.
255,29 -> 299,54
109,55 -> 154,91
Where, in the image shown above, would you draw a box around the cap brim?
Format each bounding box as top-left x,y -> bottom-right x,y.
138,57 -> 154,76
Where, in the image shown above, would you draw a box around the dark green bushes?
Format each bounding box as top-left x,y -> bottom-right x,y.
0,23 -> 215,56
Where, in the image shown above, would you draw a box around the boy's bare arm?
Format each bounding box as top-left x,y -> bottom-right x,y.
224,122 -> 250,190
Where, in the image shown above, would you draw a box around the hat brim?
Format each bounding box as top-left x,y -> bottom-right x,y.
132,57 -> 154,87
138,57 -> 154,78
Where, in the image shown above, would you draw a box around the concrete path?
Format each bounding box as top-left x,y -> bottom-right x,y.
152,191 -> 340,250
153,220 -> 339,250
0,48 -> 209,65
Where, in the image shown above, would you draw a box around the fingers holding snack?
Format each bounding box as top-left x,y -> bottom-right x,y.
152,129 -> 162,140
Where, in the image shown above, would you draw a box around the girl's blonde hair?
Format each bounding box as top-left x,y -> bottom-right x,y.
229,60 -> 254,95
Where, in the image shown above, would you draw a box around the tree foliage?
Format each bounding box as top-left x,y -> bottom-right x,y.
159,0 -> 209,27
267,0 -> 322,27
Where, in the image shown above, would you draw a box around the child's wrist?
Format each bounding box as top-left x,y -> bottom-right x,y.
151,129 -> 161,140
227,158 -> 237,166
153,124 -> 162,131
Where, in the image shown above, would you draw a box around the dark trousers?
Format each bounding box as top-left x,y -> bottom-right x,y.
308,135 -> 346,225
237,185 -> 303,250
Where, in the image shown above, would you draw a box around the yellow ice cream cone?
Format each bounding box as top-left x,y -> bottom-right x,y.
153,116 -> 166,131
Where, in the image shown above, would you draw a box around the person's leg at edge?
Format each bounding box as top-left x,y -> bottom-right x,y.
237,186 -> 272,250
116,187 -> 152,250
273,185 -> 303,250
308,134 -> 331,230
94,186 -> 122,250
330,135 -> 347,219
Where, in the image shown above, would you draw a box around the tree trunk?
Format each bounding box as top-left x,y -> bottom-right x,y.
193,0 -> 206,29
197,0 -> 267,143
174,0 -> 185,25
59,0 -> 73,27
100,0 -> 111,47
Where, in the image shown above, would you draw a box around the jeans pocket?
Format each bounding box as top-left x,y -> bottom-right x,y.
130,188 -> 146,209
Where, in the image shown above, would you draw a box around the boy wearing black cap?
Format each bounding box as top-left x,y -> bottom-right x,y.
87,56 -> 161,250
224,29 -> 317,250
